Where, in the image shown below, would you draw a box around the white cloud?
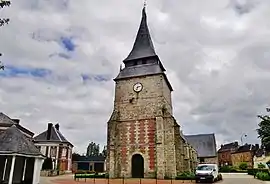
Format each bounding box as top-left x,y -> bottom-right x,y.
1,0 -> 269,153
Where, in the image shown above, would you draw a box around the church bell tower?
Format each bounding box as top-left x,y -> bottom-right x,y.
107,7 -> 184,179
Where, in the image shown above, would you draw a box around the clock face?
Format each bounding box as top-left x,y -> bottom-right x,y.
133,82 -> 143,92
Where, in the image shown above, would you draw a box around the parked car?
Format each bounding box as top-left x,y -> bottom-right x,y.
195,163 -> 222,183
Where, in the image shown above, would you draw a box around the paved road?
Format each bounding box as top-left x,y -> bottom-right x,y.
40,173 -> 267,184
218,173 -> 265,184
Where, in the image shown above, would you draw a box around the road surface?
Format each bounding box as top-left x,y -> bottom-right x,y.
219,173 -> 265,184
40,173 -> 267,184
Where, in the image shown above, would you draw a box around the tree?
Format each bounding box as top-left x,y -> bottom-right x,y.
0,0 -> 11,70
101,145 -> 107,157
86,142 -> 100,156
257,114 -> 270,151
0,0 -> 10,27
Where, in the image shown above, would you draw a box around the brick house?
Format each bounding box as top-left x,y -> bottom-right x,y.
34,123 -> 73,173
185,134 -> 218,165
231,144 -> 259,168
218,142 -> 239,166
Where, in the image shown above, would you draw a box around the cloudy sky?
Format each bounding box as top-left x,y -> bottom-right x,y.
1,0 -> 270,154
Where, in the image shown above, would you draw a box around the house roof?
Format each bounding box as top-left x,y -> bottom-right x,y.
0,112 -> 34,137
232,144 -> 258,154
218,142 -> 239,153
185,133 -> 217,157
0,125 -> 44,157
34,124 -> 73,147
0,112 -> 15,124
74,155 -> 106,162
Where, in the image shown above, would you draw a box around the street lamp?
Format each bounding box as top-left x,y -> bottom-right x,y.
241,134 -> 247,146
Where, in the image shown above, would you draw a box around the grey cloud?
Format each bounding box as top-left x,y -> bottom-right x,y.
1,0 -> 269,152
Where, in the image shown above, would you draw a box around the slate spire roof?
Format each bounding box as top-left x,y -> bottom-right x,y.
0,125 -> 43,157
115,7 -> 173,91
124,7 -> 157,62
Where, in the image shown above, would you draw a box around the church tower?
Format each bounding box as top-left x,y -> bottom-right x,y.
107,7 -> 184,179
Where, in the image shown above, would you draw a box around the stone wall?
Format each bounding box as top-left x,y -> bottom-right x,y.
107,73 -> 195,178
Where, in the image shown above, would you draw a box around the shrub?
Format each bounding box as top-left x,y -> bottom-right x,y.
256,172 -> 270,181
175,171 -> 195,180
247,168 -> 269,176
239,162 -> 248,170
219,166 -> 238,172
258,163 -> 266,169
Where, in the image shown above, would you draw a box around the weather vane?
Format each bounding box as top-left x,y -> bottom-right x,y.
144,0 -> 147,7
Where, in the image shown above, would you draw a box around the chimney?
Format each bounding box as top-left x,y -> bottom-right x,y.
47,123 -> 53,140
11,119 -> 20,124
55,123 -> 60,131
255,144 -> 259,150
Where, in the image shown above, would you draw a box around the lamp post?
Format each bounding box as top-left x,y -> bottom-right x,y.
241,134 -> 247,146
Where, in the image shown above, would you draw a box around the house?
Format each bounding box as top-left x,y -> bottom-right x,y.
253,148 -> 270,169
34,123 -> 73,173
185,133 -> 218,164
218,142 -> 239,166
0,125 -> 45,184
231,143 -> 259,168
72,155 -> 106,173
0,112 -> 34,138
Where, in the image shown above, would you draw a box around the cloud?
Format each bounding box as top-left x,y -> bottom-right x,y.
0,0 -> 269,153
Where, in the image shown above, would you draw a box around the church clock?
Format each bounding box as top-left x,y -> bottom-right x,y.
133,82 -> 143,92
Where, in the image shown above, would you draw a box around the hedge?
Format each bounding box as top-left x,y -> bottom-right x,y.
256,172 -> 270,181
74,172 -> 108,179
247,168 -> 269,176
219,166 -> 247,173
175,172 -> 195,180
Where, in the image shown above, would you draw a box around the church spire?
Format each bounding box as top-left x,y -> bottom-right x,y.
123,7 -> 157,63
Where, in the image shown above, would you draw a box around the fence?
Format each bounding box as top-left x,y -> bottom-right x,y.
74,177 -> 195,184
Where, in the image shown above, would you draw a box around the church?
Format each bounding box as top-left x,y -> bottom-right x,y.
106,7 -> 198,179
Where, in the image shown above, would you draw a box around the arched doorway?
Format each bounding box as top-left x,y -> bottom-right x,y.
131,154 -> 144,178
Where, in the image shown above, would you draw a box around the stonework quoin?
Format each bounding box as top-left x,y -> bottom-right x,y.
106,7 -> 197,179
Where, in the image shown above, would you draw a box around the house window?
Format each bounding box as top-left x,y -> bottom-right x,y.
142,59 -> 147,64
51,146 -> 57,157
200,158 -> 205,163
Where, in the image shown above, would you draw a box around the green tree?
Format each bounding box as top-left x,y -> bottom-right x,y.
257,114 -> 270,151
101,145 -> 107,157
86,142 -> 100,156
0,0 -> 11,70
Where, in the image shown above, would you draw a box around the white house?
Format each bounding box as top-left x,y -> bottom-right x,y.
34,123 -> 73,173
0,125 -> 45,184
